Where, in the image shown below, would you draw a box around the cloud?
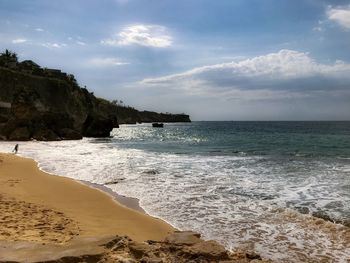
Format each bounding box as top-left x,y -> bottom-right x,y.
143,50 -> 350,84
12,38 -> 27,44
312,26 -> 323,32
76,41 -> 86,46
88,57 -> 129,67
35,28 -> 44,32
101,24 -> 172,48
140,49 -> 350,101
66,37 -> 86,45
327,6 -> 350,29
41,42 -> 67,49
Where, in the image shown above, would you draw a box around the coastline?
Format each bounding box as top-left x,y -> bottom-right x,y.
12,149 -> 148,214
0,152 -> 175,243
0,140 -> 179,231
82,180 -> 146,214
3,134 -> 349,262
0,151 -> 268,263
3,141 -> 349,262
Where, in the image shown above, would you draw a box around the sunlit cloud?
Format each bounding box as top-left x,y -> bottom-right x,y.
143,50 -> 350,84
12,38 -> 27,44
327,6 -> 350,29
41,42 -> 67,49
88,57 -> 129,67
101,24 -> 172,48
141,49 -> 350,101
76,41 -> 86,46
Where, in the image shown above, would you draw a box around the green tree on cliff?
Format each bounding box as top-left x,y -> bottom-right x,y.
0,49 -> 18,66
0,49 -> 18,60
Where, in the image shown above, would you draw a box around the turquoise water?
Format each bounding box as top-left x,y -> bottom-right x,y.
112,121 -> 350,157
1,121 -> 349,262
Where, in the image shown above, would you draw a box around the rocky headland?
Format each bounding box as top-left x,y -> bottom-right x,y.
0,50 -> 190,141
115,105 -> 191,125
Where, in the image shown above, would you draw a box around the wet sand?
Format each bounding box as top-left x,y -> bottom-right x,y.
0,153 -> 174,244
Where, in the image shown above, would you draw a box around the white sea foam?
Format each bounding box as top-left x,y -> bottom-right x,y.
0,132 -> 349,262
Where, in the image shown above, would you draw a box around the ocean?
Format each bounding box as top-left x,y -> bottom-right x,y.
1,121 -> 349,262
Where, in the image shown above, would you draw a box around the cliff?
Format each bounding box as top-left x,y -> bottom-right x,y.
0,65 -> 118,141
116,105 -> 191,124
0,51 -> 190,141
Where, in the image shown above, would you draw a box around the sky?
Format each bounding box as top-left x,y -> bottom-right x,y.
1,0 -> 350,121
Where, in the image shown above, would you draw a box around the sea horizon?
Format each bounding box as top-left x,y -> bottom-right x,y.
192,120 -> 350,122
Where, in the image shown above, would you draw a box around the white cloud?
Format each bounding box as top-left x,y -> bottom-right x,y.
143,50 -> 350,84
66,36 -> 86,46
35,28 -> 44,32
101,24 -> 172,48
88,57 -> 129,67
41,42 -> 67,49
12,38 -> 27,44
76,41 -> 86,46
141,49 -> 350,101
327,6 -> 350,29
312,26 -> 323,32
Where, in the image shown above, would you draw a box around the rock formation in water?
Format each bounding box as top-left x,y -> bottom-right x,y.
0,50 -> 190,141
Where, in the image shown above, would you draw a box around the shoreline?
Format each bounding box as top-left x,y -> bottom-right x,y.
0,151 -> 269,263
0,152 -> 175,243
2,142 -> 349,262
82,180 -> 146,214
15,149 -> 147,214
10,146 -> 179,231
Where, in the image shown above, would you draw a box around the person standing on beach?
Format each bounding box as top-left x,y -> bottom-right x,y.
12,144 -> 19,154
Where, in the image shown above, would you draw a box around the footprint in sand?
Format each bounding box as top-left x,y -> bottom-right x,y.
0,179 -> 22,187
0,195 -> 80,244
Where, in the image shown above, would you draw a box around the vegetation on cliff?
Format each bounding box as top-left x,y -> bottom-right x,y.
114,102 -> 190,124
0,50 -> 190,141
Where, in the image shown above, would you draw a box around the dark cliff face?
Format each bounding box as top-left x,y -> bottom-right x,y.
0,52 -> 190,141
0,67 -> 118,141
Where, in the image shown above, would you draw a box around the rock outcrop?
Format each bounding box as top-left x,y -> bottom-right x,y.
0,66 -> 118,141
0,231 -> 270,263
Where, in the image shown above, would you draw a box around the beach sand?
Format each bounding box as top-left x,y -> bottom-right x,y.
0,152 -> 268,263
0,153 -> 174,244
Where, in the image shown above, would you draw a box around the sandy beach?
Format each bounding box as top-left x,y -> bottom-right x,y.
0,153 -> 174,244
0,152 -> 269,263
